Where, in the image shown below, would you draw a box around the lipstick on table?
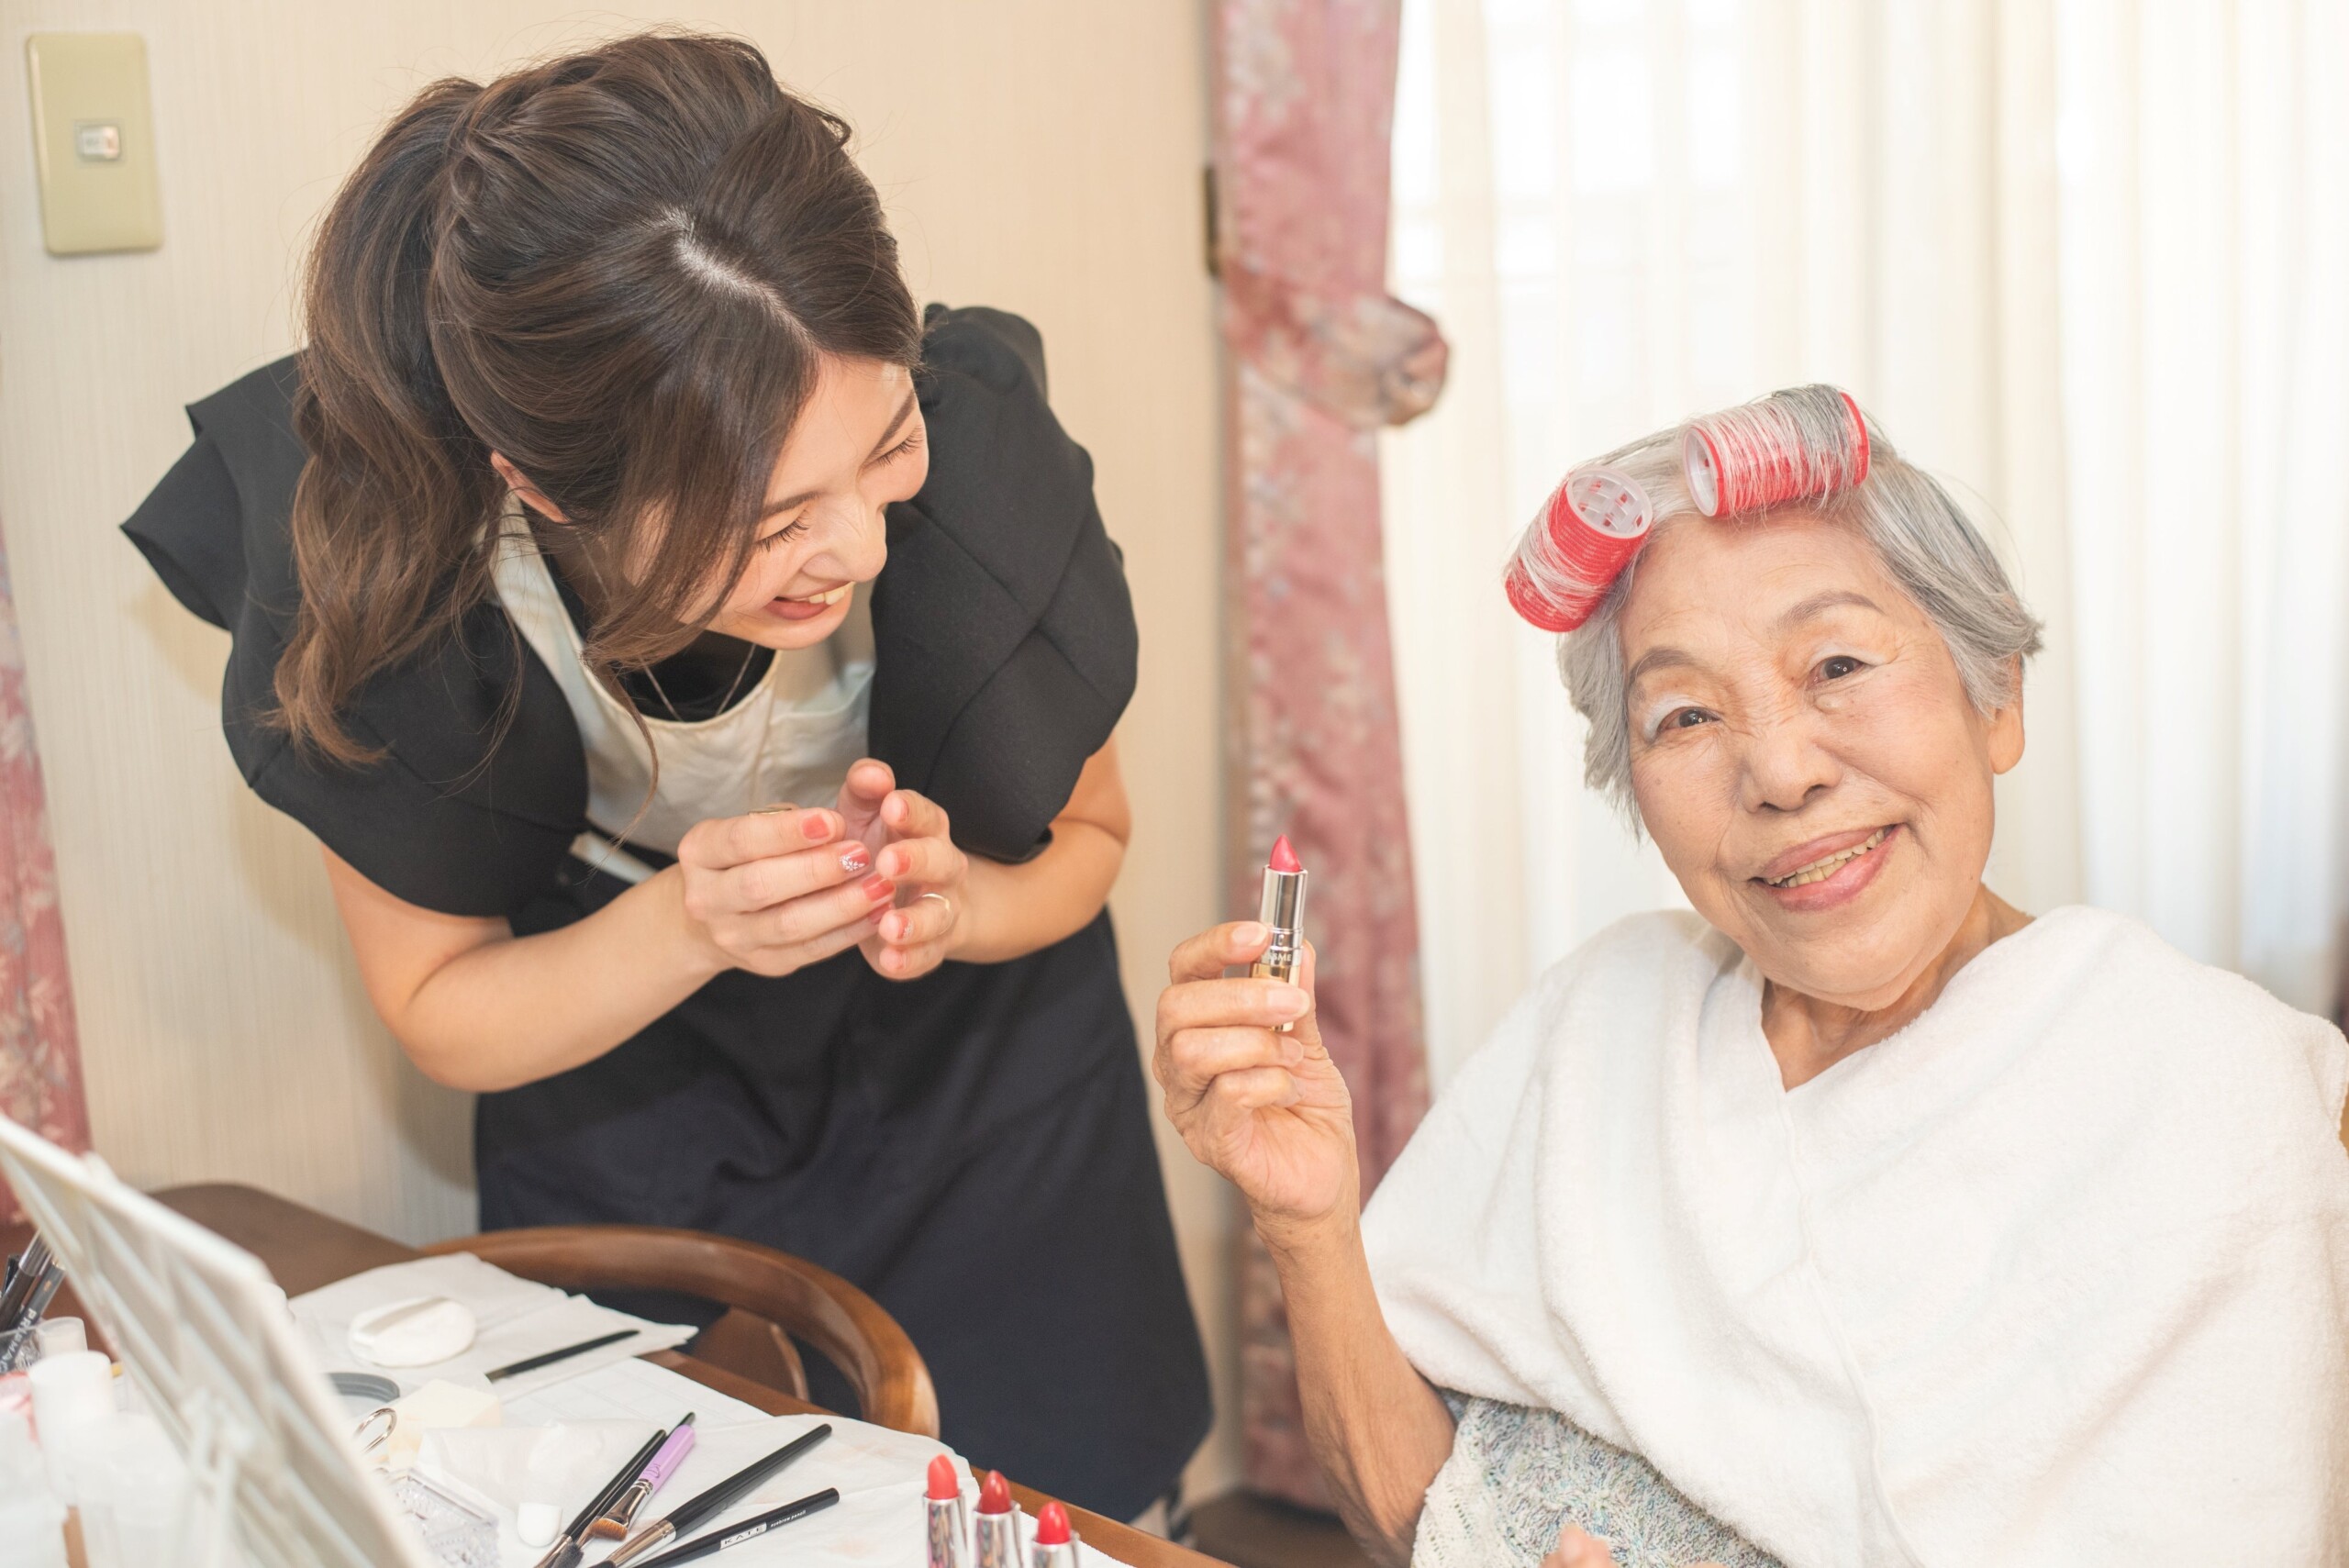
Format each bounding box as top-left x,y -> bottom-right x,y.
1252,835 -> 1308,1030
973,1470 -> 1019,1568
1029,1500 -> 1079,1568
926,1453 -> 967,1568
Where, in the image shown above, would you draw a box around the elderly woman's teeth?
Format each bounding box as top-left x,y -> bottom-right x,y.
1770,827 -> 1889,888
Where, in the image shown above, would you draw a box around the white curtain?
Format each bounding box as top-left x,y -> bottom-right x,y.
1384,0 -> 2349,1086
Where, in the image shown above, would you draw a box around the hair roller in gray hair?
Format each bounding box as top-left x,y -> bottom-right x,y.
1680,384 -> 1871,517
1504,466 -> 1654,632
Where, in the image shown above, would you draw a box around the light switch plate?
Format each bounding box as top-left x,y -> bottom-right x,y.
26,32 -> 162,256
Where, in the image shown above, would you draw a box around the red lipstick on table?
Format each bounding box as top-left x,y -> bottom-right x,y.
973,1470 -> 1019,1568
1252,835 -> 1308,1032
1030,1501 -> 1078,1568
926,1454 -> 966,1568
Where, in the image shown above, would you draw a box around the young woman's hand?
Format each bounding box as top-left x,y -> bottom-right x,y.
674,805 -> 898,977
1155,925 -> 1358,1247
836,759 -> 972,982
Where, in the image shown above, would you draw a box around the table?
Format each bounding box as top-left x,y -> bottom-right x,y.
5,1184 -> 1226,1568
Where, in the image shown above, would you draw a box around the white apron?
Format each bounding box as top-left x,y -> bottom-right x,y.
491,506 -> 874,882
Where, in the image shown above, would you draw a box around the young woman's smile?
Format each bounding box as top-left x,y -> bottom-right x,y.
763,581 -> 855,621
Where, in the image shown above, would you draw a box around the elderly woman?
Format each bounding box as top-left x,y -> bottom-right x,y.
1155,391 -> 2349,1568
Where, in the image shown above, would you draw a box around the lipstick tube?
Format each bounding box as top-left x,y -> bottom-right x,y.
929,1496 -> 967,1568
1250,840 -> 1308,1032
974,1508 -> 1019,1568
926,1454 -> 967,1568
973,1472 -> 1019,1568
1029,1501 -> 1079,1568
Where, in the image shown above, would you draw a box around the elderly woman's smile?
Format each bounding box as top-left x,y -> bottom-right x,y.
1617,514 -> 2027,1054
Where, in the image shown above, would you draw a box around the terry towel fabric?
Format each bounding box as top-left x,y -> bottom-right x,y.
1362,907 -> 2349,1566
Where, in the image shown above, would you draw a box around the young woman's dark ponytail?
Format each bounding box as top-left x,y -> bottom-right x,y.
280,78 -> 495,764
274,35 -> 922,764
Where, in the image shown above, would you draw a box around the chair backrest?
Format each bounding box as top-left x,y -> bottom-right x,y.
422,1225 -> 939,1438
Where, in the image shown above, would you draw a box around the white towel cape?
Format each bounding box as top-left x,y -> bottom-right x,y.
1361,907 -> 2349,1566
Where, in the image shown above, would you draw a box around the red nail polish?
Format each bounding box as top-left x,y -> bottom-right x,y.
840,845 -> 870,874
861,875 -> 896,902
800,813 -> 833,841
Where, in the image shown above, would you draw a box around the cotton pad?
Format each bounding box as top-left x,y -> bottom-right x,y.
348,1296 -> 476,1368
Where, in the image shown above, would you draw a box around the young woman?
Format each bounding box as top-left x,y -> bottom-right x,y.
122,33 -> 1208,1518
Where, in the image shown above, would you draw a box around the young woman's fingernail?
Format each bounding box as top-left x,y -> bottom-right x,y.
861,875 -> 896,902
878,850 -> 904,879
1234,923 -> 1268,946
839,845 -> 870,874
800,812 -> 834,841
885,914 -> 909,941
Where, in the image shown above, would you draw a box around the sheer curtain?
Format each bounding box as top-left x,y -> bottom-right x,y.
1384,0 -> 2349,1086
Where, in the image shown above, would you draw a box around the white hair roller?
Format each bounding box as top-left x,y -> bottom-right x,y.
1504,466 -> 1653,633
1681,384 -> 1871,517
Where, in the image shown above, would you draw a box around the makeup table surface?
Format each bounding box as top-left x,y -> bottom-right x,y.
3,1183 -> 1230,1568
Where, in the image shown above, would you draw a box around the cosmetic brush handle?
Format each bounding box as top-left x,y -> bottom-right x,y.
0,1238 -> 51,1328
639,1418 -> 697,1493
675,1422 -> 829,1531
21,1266 -> 61,1322
592,1417 -> 701,1538
536,1421 -> 669,1568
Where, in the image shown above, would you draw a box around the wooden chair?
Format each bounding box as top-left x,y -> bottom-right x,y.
422,1225 -> 939,1438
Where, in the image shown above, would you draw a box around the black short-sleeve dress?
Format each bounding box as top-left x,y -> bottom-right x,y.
122,306 -> 1211,1518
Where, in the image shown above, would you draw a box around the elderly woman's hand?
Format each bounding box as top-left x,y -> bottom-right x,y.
1156,923 -> 1357,1242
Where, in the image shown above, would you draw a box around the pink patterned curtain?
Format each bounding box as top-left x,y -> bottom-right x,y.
1211,0 -> 1447,1507
0,527 -> 87,1219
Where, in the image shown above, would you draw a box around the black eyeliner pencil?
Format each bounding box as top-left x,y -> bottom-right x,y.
629,1487 -> 841,1568
484,1327 -> 636,1383
607,1423 -> 834,1566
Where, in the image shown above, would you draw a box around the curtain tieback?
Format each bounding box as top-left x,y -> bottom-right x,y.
1219,254 -> 1450,428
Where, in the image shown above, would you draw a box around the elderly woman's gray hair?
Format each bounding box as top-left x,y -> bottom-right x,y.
1544,406 -> 2043,817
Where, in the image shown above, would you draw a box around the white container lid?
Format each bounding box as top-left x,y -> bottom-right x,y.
27,1351 -> 112,1434
34,1318 -> 84,1360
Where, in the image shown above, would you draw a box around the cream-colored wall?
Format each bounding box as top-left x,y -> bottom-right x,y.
0,1 -> 1237,1494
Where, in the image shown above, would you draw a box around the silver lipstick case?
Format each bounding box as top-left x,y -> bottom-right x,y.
1250,866 -> 1308,1031
928,1494 -> 968,1568
974,1510 -> 1021,1568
